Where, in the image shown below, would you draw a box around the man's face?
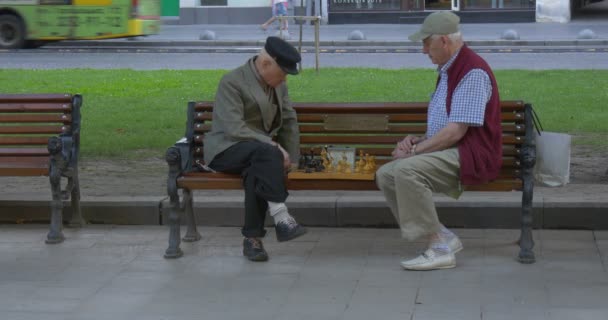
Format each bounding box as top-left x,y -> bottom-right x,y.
422,35 -> 450,66
261,60 -> 288,88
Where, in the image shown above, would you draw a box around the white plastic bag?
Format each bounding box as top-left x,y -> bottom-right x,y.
534,131 -> 571,187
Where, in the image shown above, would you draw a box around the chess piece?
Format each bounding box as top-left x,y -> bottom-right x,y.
298,154 -> 306,170
355,150 -> 365,173
326,150 -> 335,172
363,153 -> 372,174
369,155 -> 376,171
341,154 -> 351,174
336,157 -> 344,173
321,148 -> 330,171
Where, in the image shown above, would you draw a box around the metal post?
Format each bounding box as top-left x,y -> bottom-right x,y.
314,16 -> 320,74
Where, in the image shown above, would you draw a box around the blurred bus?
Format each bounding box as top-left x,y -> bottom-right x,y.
0,0 -> 160,49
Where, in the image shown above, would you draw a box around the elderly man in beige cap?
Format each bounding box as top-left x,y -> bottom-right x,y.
376,11 -> 502,270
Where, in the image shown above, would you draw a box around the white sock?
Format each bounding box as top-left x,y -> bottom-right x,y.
429,232 -> 451,255
268,201 -> 292,224
439,224 -> 457,242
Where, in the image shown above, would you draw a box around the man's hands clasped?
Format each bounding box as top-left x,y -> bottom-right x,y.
392,135 -> 424,160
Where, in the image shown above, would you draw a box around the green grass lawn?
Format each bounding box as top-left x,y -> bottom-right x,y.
1,68 -> 606,157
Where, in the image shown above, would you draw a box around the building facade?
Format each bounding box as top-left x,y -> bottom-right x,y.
177,0 -> 572,24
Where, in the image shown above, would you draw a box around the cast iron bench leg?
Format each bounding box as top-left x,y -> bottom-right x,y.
67,174 -> 84,227
182,189 -> 202,242
46,167 -> 65,244
518,104 -> 536,264
165,147 -> 183,259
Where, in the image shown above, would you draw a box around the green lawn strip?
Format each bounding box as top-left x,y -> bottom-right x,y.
1,68 -> 606,158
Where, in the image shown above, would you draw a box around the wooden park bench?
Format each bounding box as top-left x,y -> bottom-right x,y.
165,100 -> 537,263
0,94 -> 83,244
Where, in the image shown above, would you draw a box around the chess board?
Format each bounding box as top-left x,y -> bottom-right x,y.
288,171 -> 375,181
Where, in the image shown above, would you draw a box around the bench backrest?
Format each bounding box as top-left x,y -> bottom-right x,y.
186,100 -> 533,191
0,94 -> 81,176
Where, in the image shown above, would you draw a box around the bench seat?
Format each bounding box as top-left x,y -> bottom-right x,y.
0,94 -> 84,243
165,100 -> 536,263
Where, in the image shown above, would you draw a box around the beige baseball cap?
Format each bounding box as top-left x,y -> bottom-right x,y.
408,11 -> 461,42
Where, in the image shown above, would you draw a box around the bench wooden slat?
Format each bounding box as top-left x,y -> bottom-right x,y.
177,171 -> 522,191
290,123 -> 525,134
0,137 -> 49,145
192,145 -> 521,158
0,114 -> 72,123
0,148 -> 49,156
0,125 -> 69,134
464,180 -> 522,191
0,167 -> 48,176
192,101 -> 527,113
0,94 -> 72,103
0,156 -> 49,176
295,146 -> 521,157
0,103 -> 73,113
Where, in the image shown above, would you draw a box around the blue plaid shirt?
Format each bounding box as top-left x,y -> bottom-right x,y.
426,48 -> 492,138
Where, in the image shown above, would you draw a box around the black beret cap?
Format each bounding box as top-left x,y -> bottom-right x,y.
265,36 -> 301,75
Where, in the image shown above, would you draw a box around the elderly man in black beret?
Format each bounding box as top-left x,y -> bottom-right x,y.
203,36 -> 306,262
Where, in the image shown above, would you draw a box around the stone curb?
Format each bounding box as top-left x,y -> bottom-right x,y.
2,194 -> 607,229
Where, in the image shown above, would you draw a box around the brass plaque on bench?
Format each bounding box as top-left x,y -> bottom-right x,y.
323,115 -> 389,131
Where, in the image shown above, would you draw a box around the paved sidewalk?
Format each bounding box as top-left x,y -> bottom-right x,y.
1,225 -> 607,320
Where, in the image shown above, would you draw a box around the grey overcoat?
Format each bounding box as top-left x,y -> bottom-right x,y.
203,58 -> 300,165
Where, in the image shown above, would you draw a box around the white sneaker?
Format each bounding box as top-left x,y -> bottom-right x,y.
447,236 -> 463,254
400,249 -> 456,271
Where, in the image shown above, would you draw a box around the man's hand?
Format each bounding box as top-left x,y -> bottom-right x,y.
391,147 -> 412,160
396,135 -> 422,154
276,144 -> 291,171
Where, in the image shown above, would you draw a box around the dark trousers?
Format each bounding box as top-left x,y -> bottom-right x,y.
208,141 -> 288,238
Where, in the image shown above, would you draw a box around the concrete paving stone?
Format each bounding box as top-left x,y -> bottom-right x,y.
297,264 -> 366,284
420,268 -> 482,287
540,229 -> 595,241
273,302 -> 346,320
546,284 -> 608,308
74,292 -> 157,314
357,267 -> 423,288
541,271 -> 608,286
95,271 -> 176,294
484,228 -> 541,241
411,305 -> 482,320
341,309 -> 412,320
0,312 -> 73,320
482,309 -> 550,320
32,284 -> 101,300
343,285 -> 417,316
51,265 -> 123,287
416,286 -> 483,307
0,282 -> 42,298
540,254 -> 605,272
548,308 -> 608,320
0,294 -> 82,313
480,284 -> 549,312
2,265 -> 67,282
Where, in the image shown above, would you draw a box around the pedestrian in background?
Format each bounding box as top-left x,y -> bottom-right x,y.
261,0 -> 289,33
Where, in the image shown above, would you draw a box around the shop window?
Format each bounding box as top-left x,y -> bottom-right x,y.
329,0 -> 401,11
201,0 -> 228,5
465,0 -> 535,9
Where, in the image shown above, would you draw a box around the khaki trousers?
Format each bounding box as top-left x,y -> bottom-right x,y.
375,148 -> 462,241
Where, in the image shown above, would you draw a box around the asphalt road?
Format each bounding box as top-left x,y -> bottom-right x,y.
1,47 -> 607,70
